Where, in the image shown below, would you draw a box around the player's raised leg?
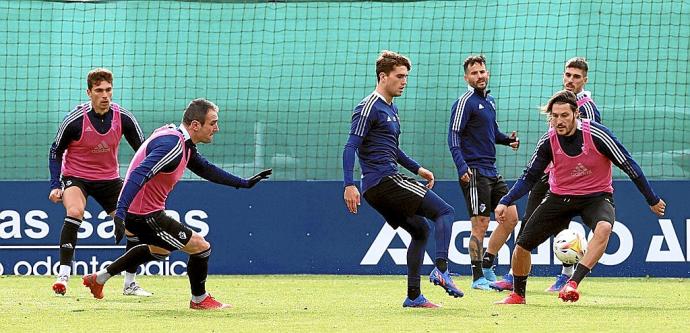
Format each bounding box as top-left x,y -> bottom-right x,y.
83,243 -> 160,299
417,190 -> 463,298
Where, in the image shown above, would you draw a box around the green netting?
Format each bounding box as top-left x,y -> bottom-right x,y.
0,0 -> 688,181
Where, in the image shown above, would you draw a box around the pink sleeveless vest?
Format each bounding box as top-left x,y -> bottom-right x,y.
548,120 -> 613,195
124,126 -> 189,215
62,103 -> 122,180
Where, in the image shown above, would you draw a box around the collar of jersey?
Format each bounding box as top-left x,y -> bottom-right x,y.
372,90 -> 392,105
178,123 -> 192,141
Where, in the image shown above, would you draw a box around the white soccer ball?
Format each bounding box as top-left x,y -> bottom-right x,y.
553,229 -> 588,265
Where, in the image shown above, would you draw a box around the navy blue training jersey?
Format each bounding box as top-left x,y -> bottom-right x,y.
343,91 -> 420,193
577,90 -> 601,123
448,87 -> 514,178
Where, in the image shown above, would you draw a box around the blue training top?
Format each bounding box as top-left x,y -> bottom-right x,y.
342,91 -> 420,193
448,87 -> 515,178
577,90 -> 601,123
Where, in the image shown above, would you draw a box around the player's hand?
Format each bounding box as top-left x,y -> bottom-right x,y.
460,169 -> 473,184
509,131 -> 520,151
344,185 -> 361,214
417,167 -> 435,189
49,188 -> 63,203
114,215 -> 125,245
650,199 -> 666,217
495,204 -> 508,224
246,169 -> 272,188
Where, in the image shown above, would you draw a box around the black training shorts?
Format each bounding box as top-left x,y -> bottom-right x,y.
363,173 -> 428,228
517,192 -> 615,251
124,210 -> 194,252
459,168 -> 508,217
61,176 -> 123,214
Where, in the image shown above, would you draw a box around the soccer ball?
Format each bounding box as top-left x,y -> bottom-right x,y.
553,229 -> 587,265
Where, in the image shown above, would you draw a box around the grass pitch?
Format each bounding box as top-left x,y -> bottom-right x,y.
1,275 -> 688,332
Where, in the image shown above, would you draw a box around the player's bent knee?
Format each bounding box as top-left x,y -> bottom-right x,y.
404,216 -> 429,240
65,208 -> 85,219
416,221 -> 431,240
472,215 -> 490,225
594,221 -> 613,236
514,244 -> 530,255
440,203 -> 455,217
515,240 -> 536,254
148,245 -> 170,260
183,233 -> 210,254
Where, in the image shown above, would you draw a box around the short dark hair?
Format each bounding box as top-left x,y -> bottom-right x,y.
182,98 -> 219,125
542,90 -> 578,116
375,50 -> 411,81
463,55 -> 487,73
565,57 -> 589,75
87,68 -> 113,89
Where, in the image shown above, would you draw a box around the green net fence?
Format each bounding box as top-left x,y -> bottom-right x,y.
1,0 -> 688,181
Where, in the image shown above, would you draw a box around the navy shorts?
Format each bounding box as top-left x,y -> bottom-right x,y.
124,210 -> 194,252
517,193 -> 615,251
363,174 -> 428,229
61,176 -> 123,214
460,169 -> 508,217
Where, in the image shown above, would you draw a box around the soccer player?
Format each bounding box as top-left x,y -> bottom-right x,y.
490,57 -> 602,292
448,55 -> 520,291
343,51 -> 461,308
49,68 -> 151,297
494,90 -> 665,304
81,98 -> 272,310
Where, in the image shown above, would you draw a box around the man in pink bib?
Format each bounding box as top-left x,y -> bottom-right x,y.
48,68 -> 150,297
490,57 -> 603,292
493,90 -> 666,304
82,98 -> 271,310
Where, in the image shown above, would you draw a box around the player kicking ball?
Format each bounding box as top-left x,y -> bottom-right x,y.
493,90 -> 665,304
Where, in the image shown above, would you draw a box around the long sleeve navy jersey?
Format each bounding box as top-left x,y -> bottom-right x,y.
500,121 -> 659,206
448,87 -> 515,178
342,91 -> 420,193
48,103 -> 145,189
115,127 -> 248,219
577,90 -> 601,123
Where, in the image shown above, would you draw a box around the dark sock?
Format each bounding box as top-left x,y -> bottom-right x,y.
187,248 -> 211,297
407,277 -> 421,300
513,275 -> 528,297
407,237 -> 426,299
124,236 -> 143,274
482,252 -> 496,269
471,260 -> 483,281
106,244 -> 155,276
435,258 -> 448,272
571,264 -> 591,284
59,216 -> 81,266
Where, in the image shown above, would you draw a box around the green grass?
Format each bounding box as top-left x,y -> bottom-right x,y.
1,275 -> 689,332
